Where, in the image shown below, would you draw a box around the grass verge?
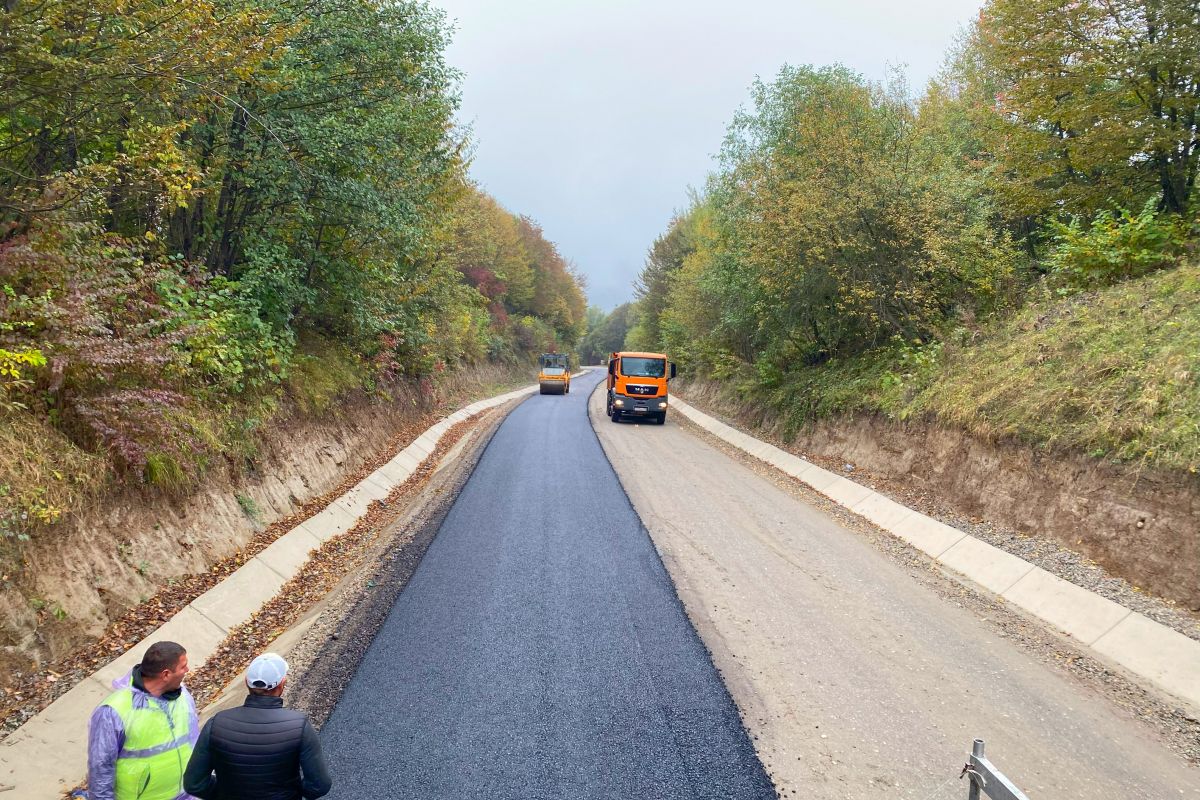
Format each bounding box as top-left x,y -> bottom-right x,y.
733,263 -> 1200,474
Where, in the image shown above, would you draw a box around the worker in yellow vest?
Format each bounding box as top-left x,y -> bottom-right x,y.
87,641 -> 198,800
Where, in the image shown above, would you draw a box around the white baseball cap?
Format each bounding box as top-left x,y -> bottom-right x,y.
246,653 -> 288,690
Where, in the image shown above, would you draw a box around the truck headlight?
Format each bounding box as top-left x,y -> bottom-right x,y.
658,401 -> 668,409
614,398 -> 625,407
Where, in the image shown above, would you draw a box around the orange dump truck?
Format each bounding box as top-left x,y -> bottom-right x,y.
605,351 -> 676,424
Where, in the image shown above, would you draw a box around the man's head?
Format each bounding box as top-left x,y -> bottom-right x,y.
245,652 -> 289,697
141,641 -> 188,696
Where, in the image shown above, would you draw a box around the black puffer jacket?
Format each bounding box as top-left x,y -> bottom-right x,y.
183,694 -> 331,800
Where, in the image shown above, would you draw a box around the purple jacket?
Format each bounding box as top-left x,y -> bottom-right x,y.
86,667 -> 199,800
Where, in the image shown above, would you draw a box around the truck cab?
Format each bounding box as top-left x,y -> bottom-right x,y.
606,351 -> 676,424
538,353 -> 571,395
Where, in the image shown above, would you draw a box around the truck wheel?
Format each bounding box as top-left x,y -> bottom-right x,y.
605,397 -> 613,416
610,410 -> 621,423
656,412 -> 667,425
539,387 -> 546,395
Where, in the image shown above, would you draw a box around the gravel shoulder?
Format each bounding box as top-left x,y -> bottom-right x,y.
676,393 -> 1200,645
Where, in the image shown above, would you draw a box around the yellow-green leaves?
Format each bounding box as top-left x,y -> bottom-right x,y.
971,0 -> 1200,216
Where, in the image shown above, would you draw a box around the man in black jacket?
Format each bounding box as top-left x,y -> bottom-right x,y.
184,653 -> 331,800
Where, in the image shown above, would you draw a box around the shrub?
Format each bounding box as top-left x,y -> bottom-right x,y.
1046,201 -> 1191,290
0,346 -> 45,410
158,272 -> 293,401
0,219 -> 206,480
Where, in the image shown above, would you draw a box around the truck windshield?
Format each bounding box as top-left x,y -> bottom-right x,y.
621,357 -> 665,378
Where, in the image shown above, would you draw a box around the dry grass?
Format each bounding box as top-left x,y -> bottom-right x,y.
913,264 -> 1200,473
0,411 -> 109,561
701,263 -> 1200,475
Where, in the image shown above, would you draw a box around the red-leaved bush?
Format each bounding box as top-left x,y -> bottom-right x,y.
0,220 -> 206,479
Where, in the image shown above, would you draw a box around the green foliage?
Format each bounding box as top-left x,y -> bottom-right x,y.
630,198 -> 704,352
0,219 -> 210,478
966,0 -> 1200,217
681,264 -> 1200,474
665,65 -> 1019,376
159,274 -> 293,399
578,304 -> 636,363
911,264 -> 1200,472
144,453 -> 188,491
235,493 -> 263,525
0,0 -> 586,565
29,595 -> 68,620
724,339 -> 947,438
515,217 -> 587,347
0,346 -> 45,410
1046,202 -> 1192,290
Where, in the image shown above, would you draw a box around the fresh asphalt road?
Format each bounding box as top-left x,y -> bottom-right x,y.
319,369 -> 775,799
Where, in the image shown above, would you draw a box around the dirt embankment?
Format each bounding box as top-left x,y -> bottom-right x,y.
677,380 -> 1200,612
0,364 -> 527,687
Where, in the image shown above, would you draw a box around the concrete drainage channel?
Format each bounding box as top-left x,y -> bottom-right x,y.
0,383 -> 541,798
669,396 -> 1200,717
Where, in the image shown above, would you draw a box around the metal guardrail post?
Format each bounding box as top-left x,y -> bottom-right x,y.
967,740 -> 983,800
965,739 -> 1031,800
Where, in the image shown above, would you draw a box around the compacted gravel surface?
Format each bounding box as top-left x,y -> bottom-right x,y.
317,370 -> 774,800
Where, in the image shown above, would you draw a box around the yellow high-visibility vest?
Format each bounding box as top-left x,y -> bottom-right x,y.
101,686 -> 193,800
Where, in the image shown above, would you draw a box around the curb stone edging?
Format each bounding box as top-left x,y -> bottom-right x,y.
0,381 -> 545,798
669,396 -> 1200,715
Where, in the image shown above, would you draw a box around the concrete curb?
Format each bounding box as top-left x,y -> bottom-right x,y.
0,381 -> 543,798
670,396 -> 1200,714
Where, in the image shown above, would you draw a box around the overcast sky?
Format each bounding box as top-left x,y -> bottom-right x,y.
433,0 -> 985,311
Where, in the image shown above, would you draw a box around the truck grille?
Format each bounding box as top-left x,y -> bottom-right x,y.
627,384 -> 657,396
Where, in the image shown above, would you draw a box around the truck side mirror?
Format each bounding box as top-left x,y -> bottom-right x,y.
608,361 -> 617,376
669,362 -> 677,380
